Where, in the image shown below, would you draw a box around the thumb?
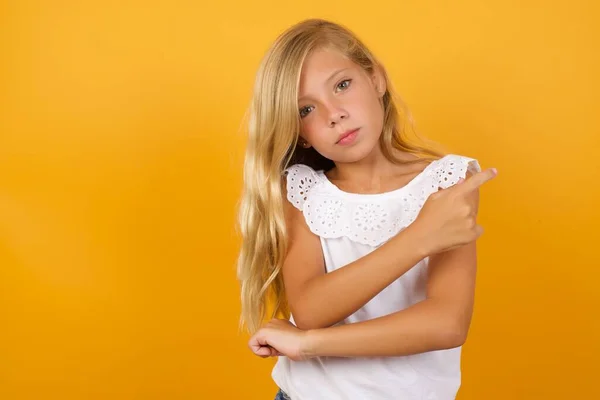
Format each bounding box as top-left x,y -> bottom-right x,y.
249,333 -> 275,358
249,331 -> 268,352
254,345 -> 274,358
456,178 -> 465,184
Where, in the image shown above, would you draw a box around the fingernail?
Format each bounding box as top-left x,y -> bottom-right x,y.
491,168 -> 498,175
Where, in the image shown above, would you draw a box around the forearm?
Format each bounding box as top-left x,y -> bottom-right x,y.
292,225 -> 427,330
304,298 -> 467,358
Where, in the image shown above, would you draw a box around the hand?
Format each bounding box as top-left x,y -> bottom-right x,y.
410,167 -> 498,255
248,319 -> 312,361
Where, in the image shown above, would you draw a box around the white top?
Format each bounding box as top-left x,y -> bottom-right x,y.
272,154 -> 481,400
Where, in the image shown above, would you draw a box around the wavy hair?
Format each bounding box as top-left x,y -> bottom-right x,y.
236,18 -> 444,333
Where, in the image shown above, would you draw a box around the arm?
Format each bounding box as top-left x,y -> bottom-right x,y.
304,240 -> 477,357
250,169 -> 495,359
282,196 -> 428,330
283,167 -> 495,331
249,239 -> 478,360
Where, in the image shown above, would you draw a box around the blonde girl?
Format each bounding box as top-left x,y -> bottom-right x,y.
237,18 -> 497,400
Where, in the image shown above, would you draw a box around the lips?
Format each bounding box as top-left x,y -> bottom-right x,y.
336,128 -> 359,144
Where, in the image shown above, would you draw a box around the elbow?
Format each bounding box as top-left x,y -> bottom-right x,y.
293,317 -> 314,330
438,318 -> 470,349
440,327 -> 468,349
290,308 -> 336,330
293,316 -> 333,331
289,298 -> 340,330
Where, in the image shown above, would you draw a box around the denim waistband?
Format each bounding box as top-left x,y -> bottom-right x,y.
275,389 -> 291,400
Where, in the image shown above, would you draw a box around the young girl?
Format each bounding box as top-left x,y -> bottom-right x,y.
237,19 -> 497,400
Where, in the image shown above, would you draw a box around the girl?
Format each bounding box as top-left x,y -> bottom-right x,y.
237,18 -> 497,400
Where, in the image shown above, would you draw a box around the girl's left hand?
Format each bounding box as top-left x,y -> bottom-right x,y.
248,319 -> 312,361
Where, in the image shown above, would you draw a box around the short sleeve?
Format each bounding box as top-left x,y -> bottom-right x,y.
284,164 -> 320,211
432,154 -> 481,189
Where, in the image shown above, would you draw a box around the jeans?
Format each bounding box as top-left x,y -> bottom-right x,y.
274,389 -> 291,400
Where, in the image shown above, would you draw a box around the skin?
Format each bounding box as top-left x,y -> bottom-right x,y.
249,47 -> 498,361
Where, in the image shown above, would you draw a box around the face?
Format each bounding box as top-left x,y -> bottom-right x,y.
296,47 -> 386,164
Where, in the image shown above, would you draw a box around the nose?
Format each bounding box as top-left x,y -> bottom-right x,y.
326,103 -> 348,127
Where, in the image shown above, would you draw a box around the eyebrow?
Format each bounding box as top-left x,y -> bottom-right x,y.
298,68 -> 350,102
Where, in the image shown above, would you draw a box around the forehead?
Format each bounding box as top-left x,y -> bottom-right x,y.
298,48 -> 359,92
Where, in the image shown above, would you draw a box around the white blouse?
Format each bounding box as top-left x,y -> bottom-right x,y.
272,154 -> 481,400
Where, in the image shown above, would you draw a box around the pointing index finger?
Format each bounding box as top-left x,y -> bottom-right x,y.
460,168 -> 498,191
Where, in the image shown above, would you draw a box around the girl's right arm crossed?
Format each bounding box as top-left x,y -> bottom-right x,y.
281,167 -> 497,330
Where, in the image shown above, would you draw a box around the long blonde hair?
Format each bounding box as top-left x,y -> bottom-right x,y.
236,18 -> 444,334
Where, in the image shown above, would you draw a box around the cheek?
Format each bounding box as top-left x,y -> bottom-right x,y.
301,112 -> 328,140
371,99 -> 385,124
363,93 -> 384,125
300,120 -> 321,144
366,87 -> 382,107
349,87 -> 380,119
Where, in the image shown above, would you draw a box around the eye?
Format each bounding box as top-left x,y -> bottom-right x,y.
299,105 -> 314,118
336,79 -> 352,91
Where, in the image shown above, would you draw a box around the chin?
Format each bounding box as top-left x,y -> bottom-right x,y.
334,138 -> 381,163
331,147 -> 374,164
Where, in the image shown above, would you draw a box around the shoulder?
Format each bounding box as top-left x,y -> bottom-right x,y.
428,154 -> 481,189
281,164 -> 324,245
283,164 -> 323,211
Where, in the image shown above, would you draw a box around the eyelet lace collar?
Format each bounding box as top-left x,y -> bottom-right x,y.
284,154 -> 480,247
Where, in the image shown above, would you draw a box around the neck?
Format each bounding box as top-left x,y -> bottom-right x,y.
330,146 -> 418,190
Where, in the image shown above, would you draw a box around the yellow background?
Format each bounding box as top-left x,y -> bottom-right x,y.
1,1 -> 598,399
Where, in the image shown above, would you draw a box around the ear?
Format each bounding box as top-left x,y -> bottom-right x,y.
297,135 -> 312,149
371,65 -> 387,98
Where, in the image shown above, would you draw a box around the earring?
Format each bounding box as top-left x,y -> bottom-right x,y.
298,138 -> 310,148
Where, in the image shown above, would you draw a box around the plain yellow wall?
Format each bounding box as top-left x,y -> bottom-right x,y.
1,1 -> 598,399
